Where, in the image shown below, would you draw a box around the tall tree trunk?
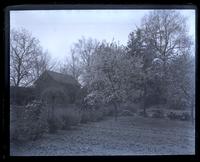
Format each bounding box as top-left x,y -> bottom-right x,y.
106,70 -> 119,121
142,68 -> 147,117
112,101 -> 118,121
143,83 -> 147,116
162,57 -> 168,105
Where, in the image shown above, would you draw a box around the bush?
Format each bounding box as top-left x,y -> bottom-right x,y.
10,101 -> 48,142
167,111 -> 191,121
47,117 -> 61,133
80,110 -> 91,123
61,108 -> 81,129
138,111 -> 148,117
180,112 -> 191,121
90,109 -> 104,122
167,112 -> 180,120
80,107 -> 108,123
80,109 -> 104,123
168,100 -> 187,110
122,103 -> 138,114
102,106 -> 114,116
151,110 -> 164,118
51,108 -> 81,131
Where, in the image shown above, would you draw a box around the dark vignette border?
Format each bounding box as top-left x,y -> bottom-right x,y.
1,0 -> 199,161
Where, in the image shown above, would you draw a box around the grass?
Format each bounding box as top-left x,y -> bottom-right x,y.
10,115 -> 195,156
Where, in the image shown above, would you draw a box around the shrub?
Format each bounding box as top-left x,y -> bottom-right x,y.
167,111 -> 191,121
61,108 -> 81,129
47,117 -> 62,133
80,108 -> 106,123
89,110 -> 96,122
102,106 -> 114,116
51,108 -> 81,130
89,109 -> 104,122
130,108 -> 137,114
97,110 -> 104,120
80,110 -> 91,123
138,111 -> 148,117
151,110 -> 164,118
167,112 -> 179,120
10,101 -> 48,142
122,103 -> 138,114
168,100 -> 187,110
180,112 -> 191,121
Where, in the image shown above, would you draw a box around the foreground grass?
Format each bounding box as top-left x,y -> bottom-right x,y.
10,115 -> 195,156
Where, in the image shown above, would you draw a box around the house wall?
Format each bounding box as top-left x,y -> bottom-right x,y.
35,73 -> 79,105
63,84 -> 80,104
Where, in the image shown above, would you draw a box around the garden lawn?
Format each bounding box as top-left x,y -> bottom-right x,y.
10,115 -> 195,156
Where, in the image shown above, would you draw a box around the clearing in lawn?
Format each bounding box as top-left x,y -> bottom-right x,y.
10,115 -> 195,156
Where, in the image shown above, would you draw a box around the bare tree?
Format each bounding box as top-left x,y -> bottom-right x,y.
142,10 -> 192,83
33,50 -> 57,79
142,10 -> 192,62
141,10 -> 193,106
125,10 -> 194,115
60,37 -> 99,83
10,28 -> 53,87
60,48 -> 81,81
74,37 -> 99,68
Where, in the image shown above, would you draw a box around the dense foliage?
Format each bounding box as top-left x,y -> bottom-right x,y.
61,10 -> 194,120
10,101 -> 48,142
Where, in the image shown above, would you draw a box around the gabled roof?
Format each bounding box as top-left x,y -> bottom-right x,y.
35,70 -> 80,86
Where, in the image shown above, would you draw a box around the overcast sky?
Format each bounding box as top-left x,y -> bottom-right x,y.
10,9 -> 195,63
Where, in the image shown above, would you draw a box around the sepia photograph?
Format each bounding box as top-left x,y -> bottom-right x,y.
9,7 -> 195,156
